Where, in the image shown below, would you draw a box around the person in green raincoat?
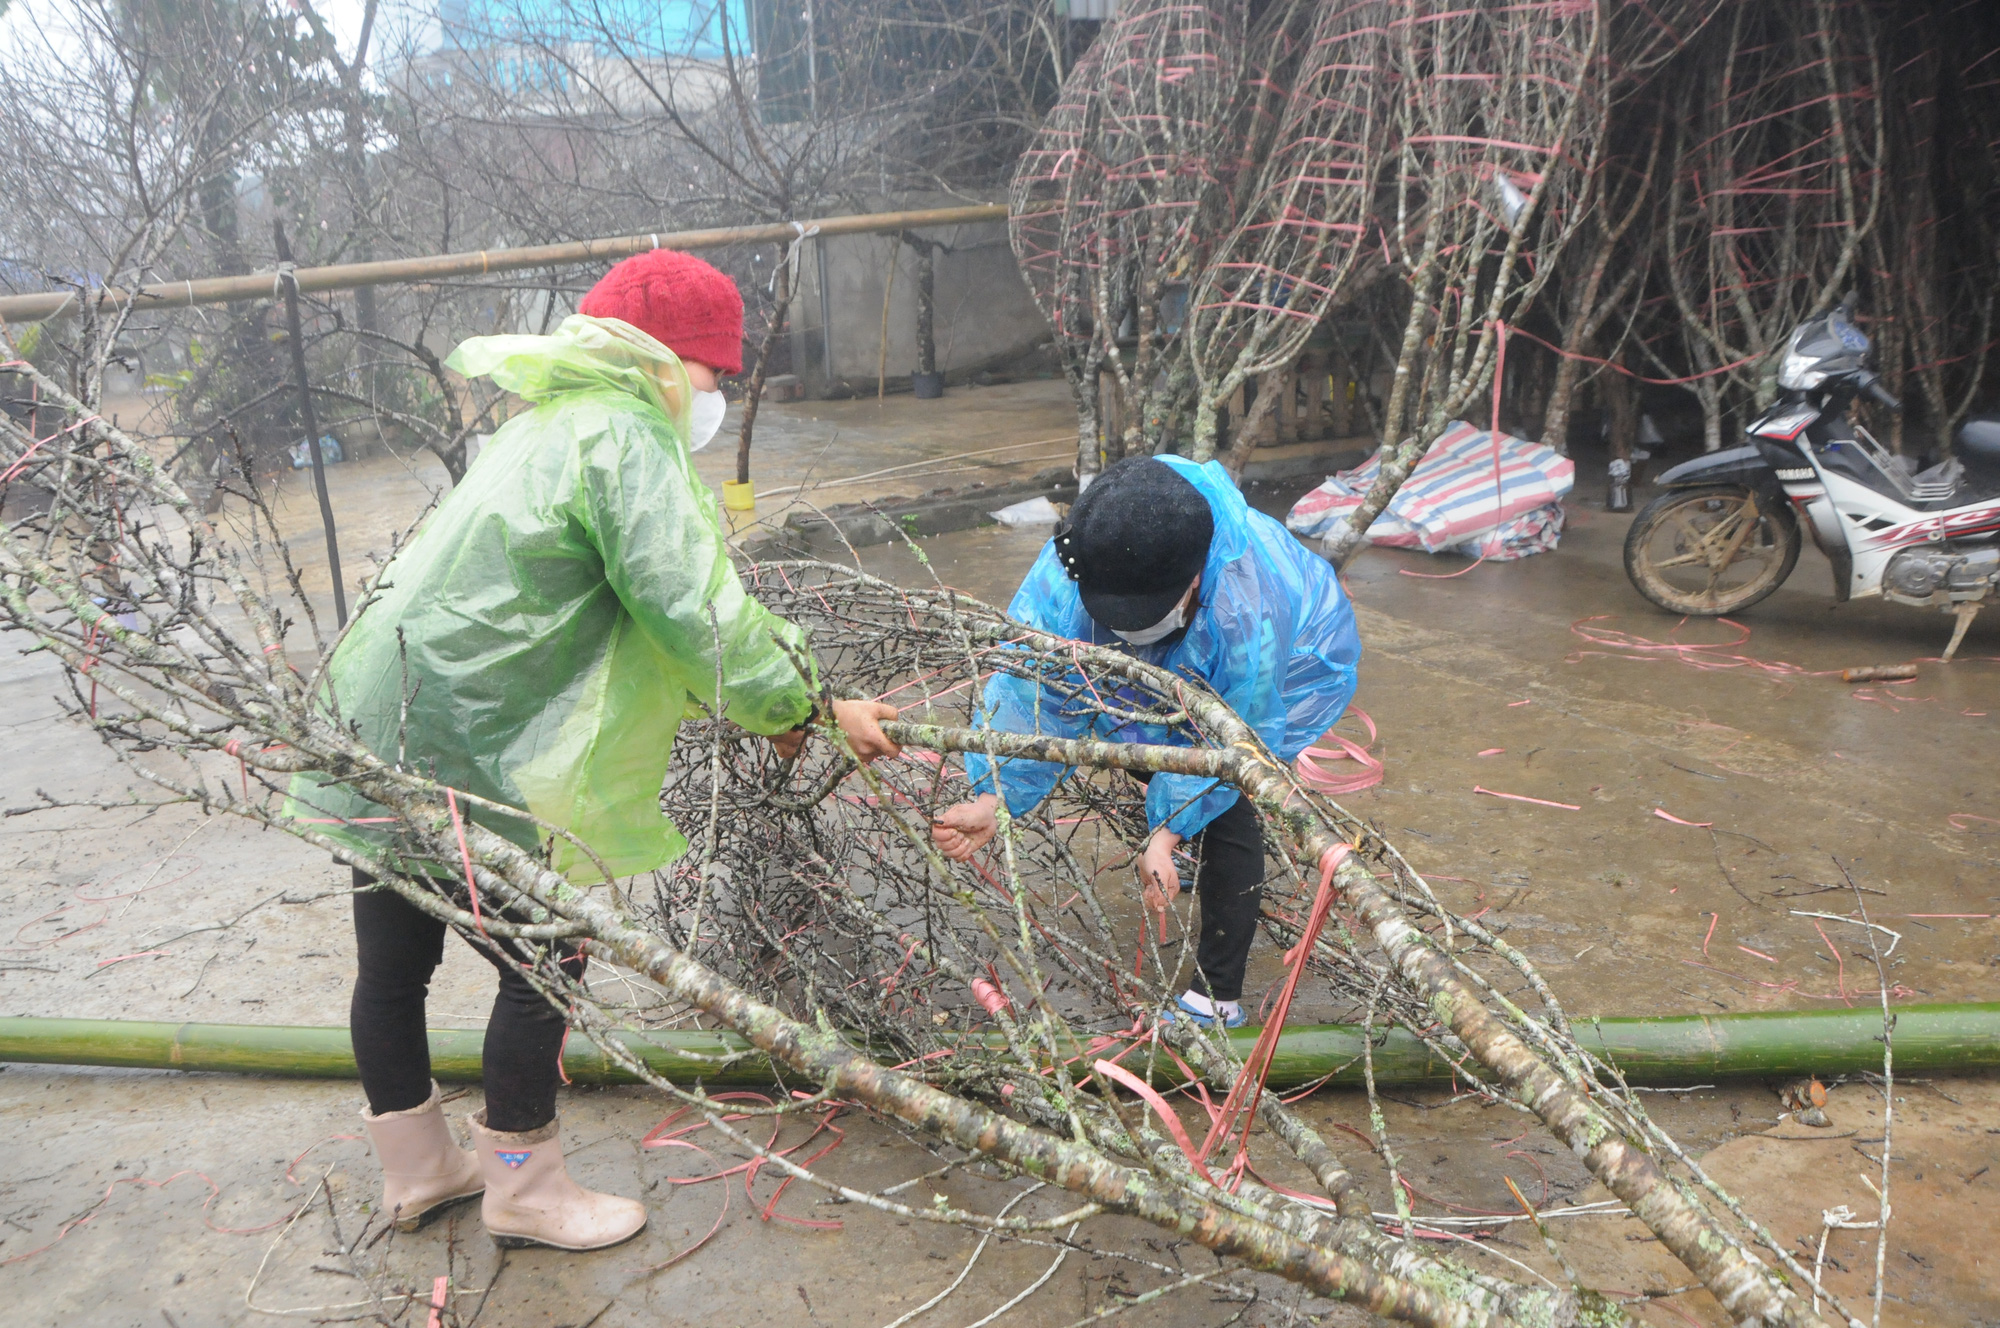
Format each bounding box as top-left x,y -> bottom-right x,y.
289,250 -> 898,1252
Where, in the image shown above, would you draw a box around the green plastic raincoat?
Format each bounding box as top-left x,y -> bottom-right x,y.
286,315 -> 815,881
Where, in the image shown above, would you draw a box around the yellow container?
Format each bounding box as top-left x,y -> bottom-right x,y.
721,479 -> 756,512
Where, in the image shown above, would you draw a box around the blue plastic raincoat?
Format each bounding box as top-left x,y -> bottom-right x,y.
285,315 -> 816,881
963,457 -> 1361,837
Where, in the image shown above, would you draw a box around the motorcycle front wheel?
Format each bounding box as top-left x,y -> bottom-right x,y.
1622,484 -> 1801,616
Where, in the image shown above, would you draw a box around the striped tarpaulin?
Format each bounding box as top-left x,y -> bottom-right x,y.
1285,421 -> 1574,557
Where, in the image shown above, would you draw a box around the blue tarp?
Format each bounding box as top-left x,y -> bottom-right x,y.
965,457 -> 1361,838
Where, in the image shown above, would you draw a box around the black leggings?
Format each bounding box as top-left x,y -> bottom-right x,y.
1137,784 -> 1266,1003
350,869 -> 584,1133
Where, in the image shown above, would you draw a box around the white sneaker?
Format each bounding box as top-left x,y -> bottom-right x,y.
1161,990 -> 1248,1029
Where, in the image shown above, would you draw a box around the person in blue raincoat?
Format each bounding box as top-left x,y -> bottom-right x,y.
930,455 -> 1360,1028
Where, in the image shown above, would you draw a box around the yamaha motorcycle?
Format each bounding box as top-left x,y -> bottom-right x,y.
1622,304 -> 2000,659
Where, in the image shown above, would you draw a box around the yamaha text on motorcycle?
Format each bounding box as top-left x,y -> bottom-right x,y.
1621,304 -> 2000,660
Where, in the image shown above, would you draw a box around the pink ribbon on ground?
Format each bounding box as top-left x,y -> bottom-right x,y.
1652,808 -> 1713,828
1294,708 -> 1383,794
94,950 -> 167,969
1566,614 -> 1844,679
1472,786 -> 1580,811
642,1092 -> 847,1232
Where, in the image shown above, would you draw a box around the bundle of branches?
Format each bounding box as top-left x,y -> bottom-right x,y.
1859,4 -> 2000,452
1006,33 -> 1115,480
1531,106 -> 1664,460
1657,0 -> 1885,456
1008,2 -> 1658,559
1011,0 -> 1399,479
1010,0 -> 2000,498
1181,1 -> 1388,469
1510,0 -> 2000,464
1512,0 -> 1718,457
0,0 -> 360,479
1316,0 -> 1610,564
2,323 -> 1876,1326
1009,0 -> 1255,485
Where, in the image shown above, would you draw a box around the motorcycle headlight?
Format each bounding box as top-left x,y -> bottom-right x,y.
1777,350 -> 1827,391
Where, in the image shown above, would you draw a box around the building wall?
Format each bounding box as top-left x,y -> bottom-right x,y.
790,219 -> 1051,392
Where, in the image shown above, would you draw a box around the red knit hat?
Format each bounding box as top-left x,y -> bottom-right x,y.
579,250 -> 745,376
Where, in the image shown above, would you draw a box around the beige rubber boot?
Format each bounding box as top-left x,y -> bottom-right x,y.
361,1081 -> 484,1231
468,1109 -> 647,1251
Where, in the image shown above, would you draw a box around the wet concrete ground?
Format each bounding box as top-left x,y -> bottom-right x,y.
3,384 -> 1997,1324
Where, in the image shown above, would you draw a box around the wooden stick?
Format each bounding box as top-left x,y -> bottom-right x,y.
1840,663 -> 1918,683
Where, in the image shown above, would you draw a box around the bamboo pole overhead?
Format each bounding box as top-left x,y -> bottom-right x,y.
0,203 -> 1008,325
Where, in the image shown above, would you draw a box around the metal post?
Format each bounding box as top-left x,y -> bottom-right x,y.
816,233 -> 834,385
272,221 -> 348,628
913,236 -> 935,377
805,0 -> 818,118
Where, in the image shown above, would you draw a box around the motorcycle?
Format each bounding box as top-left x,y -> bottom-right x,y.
1622,304 -> 2000,660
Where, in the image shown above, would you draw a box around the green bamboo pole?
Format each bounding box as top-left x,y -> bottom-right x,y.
0,1019 -> 758,1084
3,1005 -> 1995,1089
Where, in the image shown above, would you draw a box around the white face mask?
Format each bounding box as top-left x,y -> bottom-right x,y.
1112,599 -> 1189,646
687,388 -> 727,452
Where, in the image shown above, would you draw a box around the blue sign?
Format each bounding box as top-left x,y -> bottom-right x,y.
436,0 -> 753,58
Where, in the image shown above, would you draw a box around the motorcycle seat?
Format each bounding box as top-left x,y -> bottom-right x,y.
1959,416 -> 2000,467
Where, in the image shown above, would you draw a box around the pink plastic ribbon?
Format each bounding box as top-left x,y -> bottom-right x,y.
1472,786 -> 1579,811
970,978 -> 1011,1016
445,788 -> 485,935
1092,1058 -> 1219,1186
1294,708 -> 1383,794
1199,843 -> 1353,1169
